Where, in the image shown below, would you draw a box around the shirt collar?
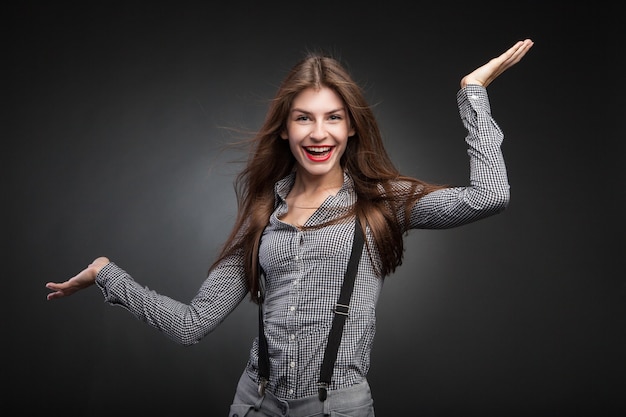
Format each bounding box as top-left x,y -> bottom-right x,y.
274,170 -> 356,207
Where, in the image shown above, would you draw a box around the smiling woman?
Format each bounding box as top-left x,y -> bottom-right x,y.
45,40 -> 534,416
282,86 -> 354,172
279,86 -> 355,227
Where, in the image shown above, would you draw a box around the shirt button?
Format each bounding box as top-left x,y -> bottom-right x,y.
470,94 -> 479,100
294,255 -> 299,260
290,361 -> 296,368
289,306 -> 295,312
290,334 -> 295,340
288,389 -> 294,395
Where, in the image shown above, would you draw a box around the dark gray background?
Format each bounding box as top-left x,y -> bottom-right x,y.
6,2 -> 624,416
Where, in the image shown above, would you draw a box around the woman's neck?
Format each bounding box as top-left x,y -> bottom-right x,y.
290,167 -> 343,201
281,168 -> 344,226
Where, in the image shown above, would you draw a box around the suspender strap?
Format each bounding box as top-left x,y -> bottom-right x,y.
317,218 -> 365,401
257,268 -> 270,396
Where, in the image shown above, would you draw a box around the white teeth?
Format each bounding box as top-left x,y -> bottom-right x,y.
306,147 -> 331,153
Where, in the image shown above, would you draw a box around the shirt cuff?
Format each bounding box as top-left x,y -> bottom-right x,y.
457,84 -> 491,117
95,262 -> 130,303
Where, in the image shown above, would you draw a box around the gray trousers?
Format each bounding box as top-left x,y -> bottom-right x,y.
228,371 -> 375,417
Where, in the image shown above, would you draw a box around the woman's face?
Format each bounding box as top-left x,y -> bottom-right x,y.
281,87 -> 354,179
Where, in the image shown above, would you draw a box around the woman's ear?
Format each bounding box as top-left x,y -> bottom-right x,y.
280,130 -> 288,140
348,125 -> 355,138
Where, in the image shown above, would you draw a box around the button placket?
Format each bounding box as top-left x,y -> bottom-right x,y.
285,229 -> 303,398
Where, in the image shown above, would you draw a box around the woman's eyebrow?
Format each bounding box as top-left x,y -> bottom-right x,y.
291,107 -> 346,114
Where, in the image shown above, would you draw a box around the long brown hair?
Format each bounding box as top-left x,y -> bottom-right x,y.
210,51 -> 445,303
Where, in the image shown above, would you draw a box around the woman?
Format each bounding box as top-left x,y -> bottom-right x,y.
46,39 -> 534,416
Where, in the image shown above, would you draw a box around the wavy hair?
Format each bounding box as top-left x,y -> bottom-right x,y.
210,51 -> 445,303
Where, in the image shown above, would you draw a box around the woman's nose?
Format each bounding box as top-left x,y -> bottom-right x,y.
309,123 -> 327,140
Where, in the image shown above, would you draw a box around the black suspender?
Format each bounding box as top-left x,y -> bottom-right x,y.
257,273 -> 270,396
317,217 -> 364,401
257,217 -> 365,401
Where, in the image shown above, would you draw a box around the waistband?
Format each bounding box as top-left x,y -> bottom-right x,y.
231,371 -> 373,416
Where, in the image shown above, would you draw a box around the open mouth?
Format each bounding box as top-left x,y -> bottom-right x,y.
304,146 -> 334,161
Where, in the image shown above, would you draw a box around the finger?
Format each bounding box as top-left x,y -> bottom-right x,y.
497,41 -> 533,72
502,40 -> 532,60
47,290 -> 64,300
45,282 -> 65,291
46,282 -> 73,297
508,40 -> 534,62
